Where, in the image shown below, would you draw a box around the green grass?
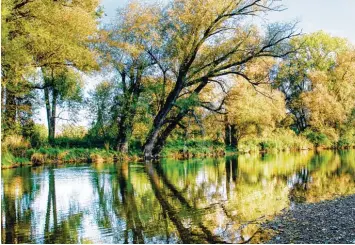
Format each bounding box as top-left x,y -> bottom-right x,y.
161,139 -> 225,157
1,152 -> 30,167
1,151 -> 16,167
2,147 -> 119,167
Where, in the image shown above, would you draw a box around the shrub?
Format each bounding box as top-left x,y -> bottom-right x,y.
2,135 -> 30,157
90,153 -> 104,163
31,153 -> 45,165
1,151 -> 16,167
238,129 -> 313,153
338,128 -> 355,148
30,124 -> 48,148
302,129 -> 331,148
26,149 -> 36,159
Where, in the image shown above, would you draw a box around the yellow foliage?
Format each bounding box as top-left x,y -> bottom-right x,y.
2,135 -> 30,152
225,80 -> 286,139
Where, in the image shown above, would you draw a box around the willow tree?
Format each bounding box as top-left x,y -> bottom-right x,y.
275,31 -> 350,133
301,48 -> 355,145
98,2 -> 159,152
87,81 -> 115,143
40,69 -> 84,143
1,0 -> 100,139
140,0 -> 299,159
225,80 -> 286,149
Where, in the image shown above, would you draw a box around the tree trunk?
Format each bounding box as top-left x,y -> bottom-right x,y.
143,79 -> 185,159
143,77 -> 208,159
1,84 -> 5,115
116,115 -> 129,153
230,124 -> 237,149
49,88 -> 58,143
151,110 -> 187,157
4,88 -> 17,134
116,73 -> 141,154
224,122 -> 231,147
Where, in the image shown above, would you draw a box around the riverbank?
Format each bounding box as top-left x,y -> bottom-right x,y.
1,148 -> 131,169
262,194 -> 355,244
2,142 -> 353,169
1,146 -> 228,169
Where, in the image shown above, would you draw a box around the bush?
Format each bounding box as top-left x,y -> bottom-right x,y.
161,138 -> 225,157
338,128 -> 355,148
302,129 -> 331,148
31,153 -> 45,165
2,135 -> 30,157
30,124 -> 48,148
238,129 -> 313,153
1,151 -> 16,167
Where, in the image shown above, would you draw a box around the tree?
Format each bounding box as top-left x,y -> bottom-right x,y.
301,48 -> 355,144
97,2 -> 159,153
87,80 -> 115,143
139,0 -> 299,158
275,31 -> 355,146
40,68 -> 84,143
274,31 -> 349,133
225,80 -> 286,149
1,0 -> 100,140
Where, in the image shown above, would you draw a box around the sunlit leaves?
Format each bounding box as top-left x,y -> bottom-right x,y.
226,79 -> 286,140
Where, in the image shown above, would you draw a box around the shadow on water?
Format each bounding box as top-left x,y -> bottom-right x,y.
1,150 -> 355,243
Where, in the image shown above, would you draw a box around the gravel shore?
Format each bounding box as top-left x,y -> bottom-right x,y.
263,195 -> 355,244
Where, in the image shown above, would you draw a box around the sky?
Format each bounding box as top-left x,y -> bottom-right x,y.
35,0 -> 355,130
101,0 -> 355,42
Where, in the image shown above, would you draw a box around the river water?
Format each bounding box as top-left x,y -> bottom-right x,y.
1,150 -> 355,243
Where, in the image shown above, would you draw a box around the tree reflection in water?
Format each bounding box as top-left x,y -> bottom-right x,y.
1,150 -> 355,243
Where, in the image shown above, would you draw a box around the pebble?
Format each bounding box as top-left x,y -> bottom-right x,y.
261,195 -> 355,244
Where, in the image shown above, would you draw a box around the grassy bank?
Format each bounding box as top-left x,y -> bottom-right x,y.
2,132 -> 354,169
0,135 -> 140,169
1,147 -> 146,169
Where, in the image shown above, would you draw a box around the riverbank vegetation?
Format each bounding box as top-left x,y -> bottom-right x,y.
2,0 -> 355,167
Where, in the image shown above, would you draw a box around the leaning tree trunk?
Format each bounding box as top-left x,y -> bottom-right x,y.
143,77 -> 208,159
143,79 -> 185,159
151,110 -> 187,157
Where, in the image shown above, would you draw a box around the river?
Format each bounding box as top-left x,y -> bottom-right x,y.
1,150 -> 355,243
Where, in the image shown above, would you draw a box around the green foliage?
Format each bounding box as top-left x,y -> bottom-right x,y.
338,128 -> 355,148
161,139 -> 225,157
302,129 -> 332,148
1,151 -> 16,167
22,147 -> 117,165
238,129 -> 313,153
1,151 -> 30,167
2,135 -> 30,158
58,125 -> 87,139
30,124 -> 48,148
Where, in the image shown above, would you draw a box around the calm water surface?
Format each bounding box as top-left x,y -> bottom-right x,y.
2,150 -> 355,243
